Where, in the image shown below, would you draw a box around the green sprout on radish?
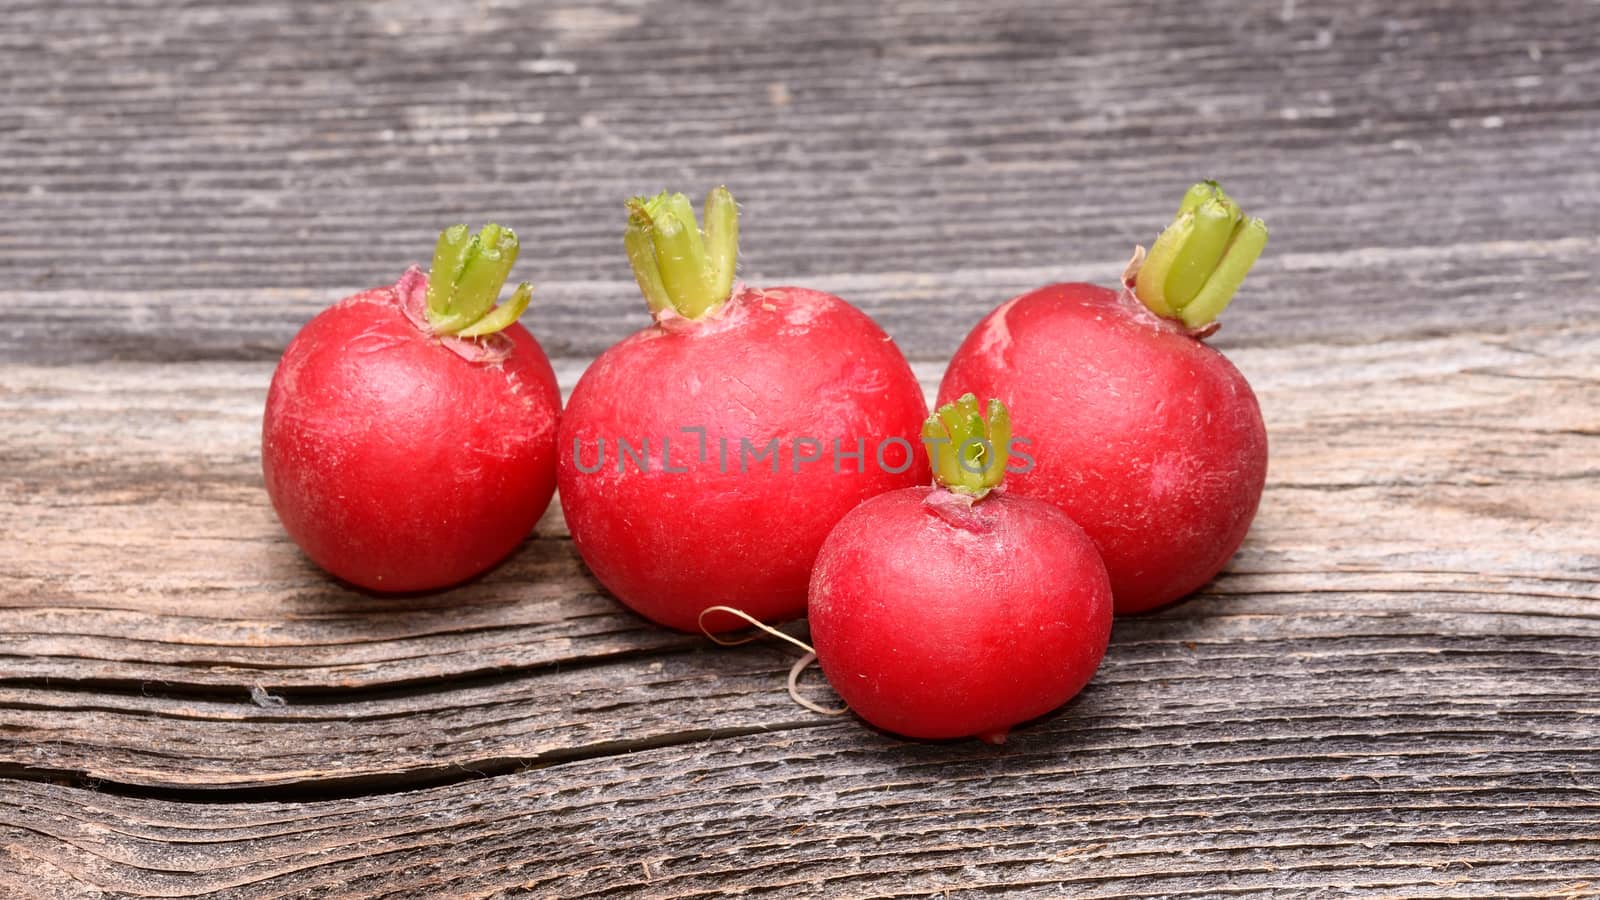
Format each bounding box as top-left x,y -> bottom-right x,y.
424,224 -> 533,338
922,393 -> 1011,499
624,186 -> 740,320
1133,181 -> 1269,329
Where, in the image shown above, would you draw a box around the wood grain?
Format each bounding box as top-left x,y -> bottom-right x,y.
3,0 -> 1599,895
5,0 -> 1599,362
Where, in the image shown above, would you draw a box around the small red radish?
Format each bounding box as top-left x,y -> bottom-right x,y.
558,187 -> 929,633
941,181 -> 1269,614
262,224 -> 561,592
808,395 -> 1113,743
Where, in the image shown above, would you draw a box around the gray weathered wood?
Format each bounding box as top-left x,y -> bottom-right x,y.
3,0 -> 1599,896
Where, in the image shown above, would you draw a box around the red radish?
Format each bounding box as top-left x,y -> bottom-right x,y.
262,224 -> 561,592
940,181 -> 1269,614
808,395 -> 1113,742
558,187 -> 929,633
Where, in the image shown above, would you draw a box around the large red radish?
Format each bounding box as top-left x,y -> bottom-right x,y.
941,182 -> 1269,614
263,224 -> 561,592
558,187 -> 929,632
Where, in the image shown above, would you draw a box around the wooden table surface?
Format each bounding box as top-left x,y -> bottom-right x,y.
4,1 -> 1599,896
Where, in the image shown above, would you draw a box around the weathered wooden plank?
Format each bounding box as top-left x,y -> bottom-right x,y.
2,603 -> 1598,792
2,730 -> 1598,898
1,320 -> 1596,793
7,235 -> 1600,364
3,0 -> 1598,361
2,321 -> 1595,693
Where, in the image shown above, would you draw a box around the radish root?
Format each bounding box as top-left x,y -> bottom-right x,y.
697,606 -> 848,717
